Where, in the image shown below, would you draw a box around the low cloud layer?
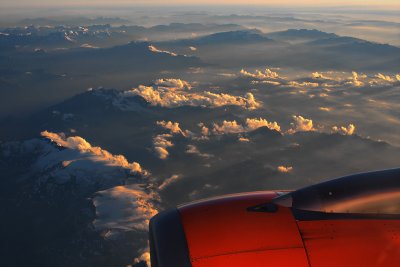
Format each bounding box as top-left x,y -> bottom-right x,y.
277,166 -> 294,173
212,117 -> 281,135
41,131 -> 145,175
241,68 -> 399,90
116,79 -> 260,110
153,134 -> 174,159
148,45 -> 178,56
288,115 -> 315,134
332,124 -> 356,135
93,185 -> 158,232
240,68 -> 280,80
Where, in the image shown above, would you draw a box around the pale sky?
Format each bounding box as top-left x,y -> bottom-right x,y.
1,0 -> 399,8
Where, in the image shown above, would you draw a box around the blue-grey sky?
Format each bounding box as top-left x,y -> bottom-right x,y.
1,0 -> 399,7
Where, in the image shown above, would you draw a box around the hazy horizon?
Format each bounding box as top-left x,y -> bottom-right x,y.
1,0 -> 400,8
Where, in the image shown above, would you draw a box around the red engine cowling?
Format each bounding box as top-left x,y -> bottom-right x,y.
150,191 -> 309,267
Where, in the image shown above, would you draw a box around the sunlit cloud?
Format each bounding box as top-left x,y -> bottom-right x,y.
245,118 -> 281,132
288,115 -> 315,134
332,124 -> 356,135
41,131 -> 145,175
277,166 -> 293,173
148,44 -> 177,56
158,174 -> 183,190
93,185 -> 158,232
319,107 -> 333,112
346,71 -> 364,87
287,81 -> 319,88
153,133 -> 174,159
240,68 -> 280,80
212,117 -> 281,135
185,144 -> 213,158
117,79 -> 260,110
375,73 -> 395,83
157,120 -> 184,135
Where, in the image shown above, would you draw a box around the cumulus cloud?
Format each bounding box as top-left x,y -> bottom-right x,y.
185,145 -> 213,158
154,78 -> 191,90
375,73 -> 395,83
319,107 -> 332,112
198,122 -> 210,137
153,120 -> 192,160
332,124 -> 356,135
158,174 -> 183,190
240,68 -> 280,80
41,131 -> 145,175
277,166 -> 293,173
148,44 -> 178,56
288,115 -> 315,134
212,117 -> 281,135
287,81 -> 319,88
346,71 -> 364,87
157,121 -> 184,135
154,146 -> 169,160
134,251 -> 151,267
10,132 -> 160,265
238,137 -> 250,142
118,79 -> 260,110
368,73 -> 400,86
213,120 -> 245,134
245,118 -> 281,132
251,80 -> 281,86
93,185 -> 158,232
312,72 -> 332,80
153,134 -> 174,160
80,43 -> 99,49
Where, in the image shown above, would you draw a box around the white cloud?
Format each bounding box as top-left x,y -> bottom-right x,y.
118,79 -> 260,110
375,73 -> 395,83
287,81 -> 319,88
40,131 -> 145,176
153,120 -> 194,159
245,118 -> 281,132
158,174 -> 182,190
154,78 -> 191,90
332,124 -> 356,135
251,80 -> 281,86
9,132 -> 159,265
312,72 -> 332,80
157,121 -> 184,135
154,146 -> 170,159
346,71 -> 364,87
240,68 -> 280,80
213,120 -> 245,134
134,251 -> 151,267
153,133 -> 174,160
185,145 -> 213,158
148,44 -> 178,56
288,115 -> 315,134
277,166 -> 293,173
212,117 -> 282,135
319,107 -> 332,112
80,43 -> 99,49
93,185 -> 158,232
198,122 -> 210,137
